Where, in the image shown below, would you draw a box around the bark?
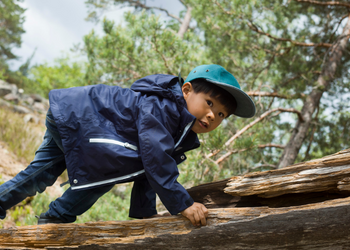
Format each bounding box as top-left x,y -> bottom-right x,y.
278,15 -> 350,168
2,197 -> 350,249
225,148 -> 350,198
1,149 -> 350,249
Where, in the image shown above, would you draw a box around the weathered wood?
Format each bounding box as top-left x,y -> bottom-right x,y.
2,149 -> 350,249
225,149 -> 350,198
1,196 -> 350,249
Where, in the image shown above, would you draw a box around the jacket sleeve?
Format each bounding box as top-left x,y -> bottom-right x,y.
134,100 -> 194,216
129,178 -> 157,219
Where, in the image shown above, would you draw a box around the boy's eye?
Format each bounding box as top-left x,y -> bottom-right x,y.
206,100 -> 213,107
219,112 -> 225,118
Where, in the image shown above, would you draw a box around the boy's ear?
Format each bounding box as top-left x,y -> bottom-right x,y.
182,82 -> 193,99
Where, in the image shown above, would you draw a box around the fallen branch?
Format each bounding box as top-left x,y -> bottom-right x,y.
225,149 -> 350,198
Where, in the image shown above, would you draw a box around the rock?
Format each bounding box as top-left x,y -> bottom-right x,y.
0,80 -> 13,97
33,102 -> 47,113
22,95 -> 35,106
30,93 -> 45,103
0,99 -> 11,108
4,93 -> 19,103
0,80 -> 48,118
13,105 -> 31,114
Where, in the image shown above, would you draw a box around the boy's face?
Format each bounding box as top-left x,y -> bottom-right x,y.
182,82 -> 228,134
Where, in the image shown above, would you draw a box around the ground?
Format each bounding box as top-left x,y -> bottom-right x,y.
0,140 -> 64,228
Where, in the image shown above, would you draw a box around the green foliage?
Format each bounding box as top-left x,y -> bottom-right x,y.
0,0 -> 25,62
76,185 -> 131,223
0,0 -> 33,89
29,55 -> 86,96
84,10 -> 206,86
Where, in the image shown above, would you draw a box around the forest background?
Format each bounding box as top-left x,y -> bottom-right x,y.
0,0 -> 349,227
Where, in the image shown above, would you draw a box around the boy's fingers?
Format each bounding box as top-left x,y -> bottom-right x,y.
193,211 -> 201,226
189,216 -> 197,226
197,209 -> 207,226
202,206 -> 209,217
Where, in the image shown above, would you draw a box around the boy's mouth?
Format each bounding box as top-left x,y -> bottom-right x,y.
198,120 -> 208,129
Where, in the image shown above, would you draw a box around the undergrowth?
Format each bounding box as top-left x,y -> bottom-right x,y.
0,106 -> 44,162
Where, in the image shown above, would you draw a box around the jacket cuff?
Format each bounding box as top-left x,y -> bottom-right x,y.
169,196 -> 194,215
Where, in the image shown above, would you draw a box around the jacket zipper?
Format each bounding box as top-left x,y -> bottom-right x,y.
174,121 -> 193,149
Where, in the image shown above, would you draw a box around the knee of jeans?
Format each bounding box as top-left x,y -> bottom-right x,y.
36,173 -> 57,193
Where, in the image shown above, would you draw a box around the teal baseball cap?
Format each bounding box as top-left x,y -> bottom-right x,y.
185,64 -> 256,118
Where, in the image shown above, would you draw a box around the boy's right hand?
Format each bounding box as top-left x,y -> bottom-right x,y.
180,202 -> 208,227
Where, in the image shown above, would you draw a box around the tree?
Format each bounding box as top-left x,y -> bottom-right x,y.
0,0 -> 36,89
0,0 -> 25,64
29,55 -> 86,96
83,0 -> 350,183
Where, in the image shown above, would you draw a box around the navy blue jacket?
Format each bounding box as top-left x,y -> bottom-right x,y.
49,74 -> 200,218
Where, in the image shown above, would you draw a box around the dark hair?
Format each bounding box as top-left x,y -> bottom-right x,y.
189,78 -> 237,117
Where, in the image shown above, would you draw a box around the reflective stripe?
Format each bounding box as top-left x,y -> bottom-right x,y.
89,138 -> 138,151
174,121 -> 193,149
71,169 -> 145,190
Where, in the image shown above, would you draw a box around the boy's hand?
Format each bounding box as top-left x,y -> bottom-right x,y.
180,202 -> 208,227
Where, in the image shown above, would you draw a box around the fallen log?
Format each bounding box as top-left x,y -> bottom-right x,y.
1,149 -> 350,249
225,148 -> 350,198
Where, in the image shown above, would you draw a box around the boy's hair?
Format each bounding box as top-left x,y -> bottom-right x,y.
190,78 -> 237,117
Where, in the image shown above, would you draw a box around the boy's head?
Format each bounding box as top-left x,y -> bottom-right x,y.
182,64 -> 255,134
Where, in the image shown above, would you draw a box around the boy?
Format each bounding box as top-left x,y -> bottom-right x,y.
0,64 -> 255,227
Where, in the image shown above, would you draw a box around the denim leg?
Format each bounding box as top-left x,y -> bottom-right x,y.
0,129 -> 66,219
46,184 -> 114,223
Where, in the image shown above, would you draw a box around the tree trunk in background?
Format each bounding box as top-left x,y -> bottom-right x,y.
277,15 -> 350,169
177,6 -> 192,38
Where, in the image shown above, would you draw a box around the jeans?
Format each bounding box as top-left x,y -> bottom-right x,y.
0,109 -> 114,223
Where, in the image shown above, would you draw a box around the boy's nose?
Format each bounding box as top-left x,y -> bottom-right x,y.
207,111 -> 215,121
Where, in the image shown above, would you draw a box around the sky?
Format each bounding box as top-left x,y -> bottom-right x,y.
9,0 -> 184,70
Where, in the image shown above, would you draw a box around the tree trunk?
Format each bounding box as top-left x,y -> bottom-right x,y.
277,15 -> 350,168
1,148 -> 350,249
177,6 -> 192,38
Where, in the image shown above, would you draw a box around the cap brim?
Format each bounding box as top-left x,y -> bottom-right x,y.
207,80 -> 256,118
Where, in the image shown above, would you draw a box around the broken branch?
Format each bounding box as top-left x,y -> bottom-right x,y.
206,108 -> 303,160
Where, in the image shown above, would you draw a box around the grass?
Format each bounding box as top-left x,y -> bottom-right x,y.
0,106 -> 44,163
0,106 -> 131,228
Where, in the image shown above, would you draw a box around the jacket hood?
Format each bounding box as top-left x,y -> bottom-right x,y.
130,74 -> 186,110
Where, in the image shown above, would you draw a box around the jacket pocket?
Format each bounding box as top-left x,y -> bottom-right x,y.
89,138 -> 138,151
